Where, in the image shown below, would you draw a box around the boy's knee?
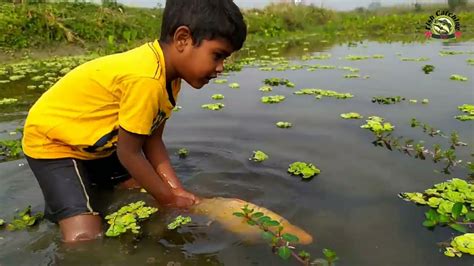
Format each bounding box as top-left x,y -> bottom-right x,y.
59,213 -> 103,243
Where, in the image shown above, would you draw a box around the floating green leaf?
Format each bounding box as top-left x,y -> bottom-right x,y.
259,85 -> 272,92
105,201 -> 158,237
450,74 -> 468,81
5,206 -> 43,231
177,148 -> 188,159
214,79 -> 227,84
261,95 -> 285,104
228,83 -> 240,89
282,233 -> 299,243
250,150 -> 269,162
278,246 -> 292,260
276,121 -> 292,128
167,215 -> 192,230
372,96 -> 405,105
201,103 -> 225,111
360,116 -> 394,136
211,94 -> 224,100
288,162 -> 320,179
340,112 -> 363,119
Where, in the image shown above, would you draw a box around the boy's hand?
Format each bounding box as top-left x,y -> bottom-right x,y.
164,194 -> 195,208
172,188 -> 201,204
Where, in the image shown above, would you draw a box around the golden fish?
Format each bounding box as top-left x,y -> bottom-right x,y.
190,197 -> 313,245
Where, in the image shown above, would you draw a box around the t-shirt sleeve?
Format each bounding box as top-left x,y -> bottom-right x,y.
119,77 -> 162,135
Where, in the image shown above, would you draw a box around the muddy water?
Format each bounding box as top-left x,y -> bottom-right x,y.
0,40 -> 473,265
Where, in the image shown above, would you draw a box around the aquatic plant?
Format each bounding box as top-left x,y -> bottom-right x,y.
261,95 -> 286,104
344,55 -> 370,60
0,139 -> 22,162
445,233 -> 474,257
173,105 -> 182,112
214,79 -> 228,84
276,122 -> 292,128
344,73 -> 360,78
400,57 -> 430,62
422,99 -> 429,104
340,112 -> 363,119
259,86 -> 273,92
229,83 -> 240,89
399,178 -> 474,257
439,50 -> 464,56
104,201 -> 158,237
0,98 -> 18,105
0,219 -> 4,226
294,89 -> 353,99
360,116 -> 394,137
372,96 -> 405,104
409,99 -> 418,104
288,162 -> 320,179
167,215 -> 192,230
455,104 -> 474,121
422,65 -> 435,74
250,150 -> 269,162
201,103 -> 225,111
467,59 -> 474,66
3,206 -> 43,231
450,75 -> 468,81
263,78 -> 294,87
211,94 -> 224,100
259,67 -> 273,71
233,204 -> 337,265
177,148 -> 188,159
339,66 -> 359,72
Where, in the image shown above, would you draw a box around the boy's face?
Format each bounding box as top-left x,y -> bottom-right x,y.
178,38 -> 234,89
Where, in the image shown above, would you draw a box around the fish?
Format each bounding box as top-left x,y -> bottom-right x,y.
190,197 -> 313,245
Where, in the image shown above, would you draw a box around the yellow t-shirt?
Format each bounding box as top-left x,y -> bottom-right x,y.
22,40 -> 181,160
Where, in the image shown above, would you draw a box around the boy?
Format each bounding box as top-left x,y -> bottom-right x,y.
22,0 -> 247,243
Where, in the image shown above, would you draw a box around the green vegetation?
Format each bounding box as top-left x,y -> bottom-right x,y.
399,178 -> 474,257
167,215 -> 192,230
372,96 -> 405,104
177,148 -> 189,159
233,204 -> 337,265
422,65 -> 435,74
0,139 -> 22,162
294,89 -> 353,99
450,74 -> 468,81
228,82 -> 240,89
250,150 -> 269,162
276,121 -> 292,128
201,103 -> 225,111
263,78 -> 294,87
288,162 -> 321,179
259,85 -> 272,92
211,94 -> 224,100
104,201 -> 158,237
340,112 -> 363,119
455,104 -> 474,121
261,95 -> 286,104
360,116 -> 395,137
214,79 -> 228,84
2,206 -> 43,231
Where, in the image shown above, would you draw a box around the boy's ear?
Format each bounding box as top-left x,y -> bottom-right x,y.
173,26 -> 193,52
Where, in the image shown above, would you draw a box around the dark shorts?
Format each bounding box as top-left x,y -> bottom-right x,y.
26,153 -> 131,223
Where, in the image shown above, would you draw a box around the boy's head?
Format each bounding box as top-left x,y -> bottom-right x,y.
159,0 -> 247,88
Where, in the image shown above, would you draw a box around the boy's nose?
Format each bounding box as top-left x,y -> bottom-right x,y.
216,62 -> 224,73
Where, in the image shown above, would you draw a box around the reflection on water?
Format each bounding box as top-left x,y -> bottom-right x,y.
1,40 -> 474,265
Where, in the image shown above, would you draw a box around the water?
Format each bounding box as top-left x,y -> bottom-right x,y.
0,40 -> 473,265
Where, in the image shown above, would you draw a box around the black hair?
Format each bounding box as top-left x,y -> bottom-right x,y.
160,0 -> 247,51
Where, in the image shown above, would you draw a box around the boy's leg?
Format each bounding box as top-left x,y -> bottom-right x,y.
26,156 -> 102,243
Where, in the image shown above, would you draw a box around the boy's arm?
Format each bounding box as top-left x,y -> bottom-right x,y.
143,122 -> 198,202
116,127 -> 192,207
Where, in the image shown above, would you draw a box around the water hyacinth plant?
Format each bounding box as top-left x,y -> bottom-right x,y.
263,78 -> 295,87
214,79 -> 228,84
232,204 -> 337,265
400,57 -> 429,62
250,150 -> 269,162
167,215 -> 192,230
455,104 -> 474,121
399,178 -> 474,257
3,206 -> 43,231
211,94 -> 224,100
340,112 -> 363,119
276,121 -> 292,128
450,75 -> 468,81
259,85 -> 273,92
0,139 -> 23,162
201,103 -> 225,111
372,96 -> 405,104
360,116 -> 394,137
228,82 -> 240,89
288,162 -> 320,179
177,148 -> 188,159
294,89 -> 353,99
422,65 -> 435,74
0,98 -> 18,105
261,95 -> 286,104
104,201 -> 158,237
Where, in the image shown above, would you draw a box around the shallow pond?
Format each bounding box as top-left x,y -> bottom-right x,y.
0,40 -> 473,265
